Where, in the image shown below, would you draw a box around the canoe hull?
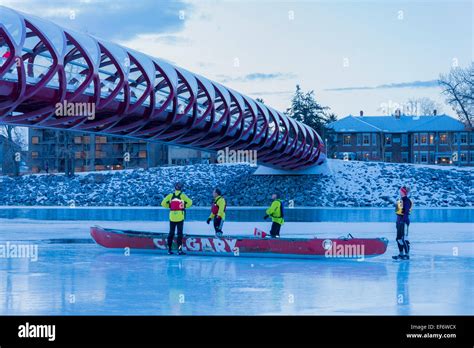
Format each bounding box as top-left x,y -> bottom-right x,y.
90,226 -> 388,259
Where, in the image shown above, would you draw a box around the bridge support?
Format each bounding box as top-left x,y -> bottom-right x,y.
253,161 -> 331,175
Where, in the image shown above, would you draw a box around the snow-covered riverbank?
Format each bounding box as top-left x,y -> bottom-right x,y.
0,160 -> 472,207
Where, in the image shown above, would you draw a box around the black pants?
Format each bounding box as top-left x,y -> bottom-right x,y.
168,221 -> 184,250
270,222 -> 281,237
213,217 -> 224,234
396,222 -> 410,254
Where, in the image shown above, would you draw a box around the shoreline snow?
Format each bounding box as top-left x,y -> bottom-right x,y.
0,159 -> 472,207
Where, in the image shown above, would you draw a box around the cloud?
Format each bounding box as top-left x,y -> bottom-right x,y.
3,0 -> 191,41
196,61 -> 215,69
216,72 -> 297,83
148,34 -> 193,46
325,80 -> 439,91
248,90 -> 294,96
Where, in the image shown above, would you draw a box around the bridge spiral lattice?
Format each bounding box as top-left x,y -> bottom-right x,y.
0,6 -> 325,170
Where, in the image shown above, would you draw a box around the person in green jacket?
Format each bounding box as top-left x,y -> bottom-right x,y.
264,193 -> 284,238
161,182 -> 193,255
206,188 -> 226,237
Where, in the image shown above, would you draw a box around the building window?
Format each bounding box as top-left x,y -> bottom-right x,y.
384,152 -> 392,162
31,136 -> 40,144
97,136 -> 107,144
385,134 -> 392,146
401,134 -> 408,146
470,152 -> 474,163
460,133 -> 468,145
470,133 -> 474,145
460,152 -> 467,162
372,151 -> 378,160
413,134 -> 419,145
343,135 -> 351,146
439,133 -> 448,145
401,152 -> 409,163
74,136 -> 82,144
429,134 -> 435,145
420,133 -> 428,145
31,151 -> 39,159
372,133 -> 377,145
362,134 -> 370,146
420,152 -> 428,163
139,150 -> 147,158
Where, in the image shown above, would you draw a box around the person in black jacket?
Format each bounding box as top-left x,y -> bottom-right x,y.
393,186 -> 413,260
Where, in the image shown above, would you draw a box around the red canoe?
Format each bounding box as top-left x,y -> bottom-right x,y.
91,226 -> 388,259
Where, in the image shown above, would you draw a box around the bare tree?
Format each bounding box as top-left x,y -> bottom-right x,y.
404,97 -> 442,116
439,63 -> 474,128
0,125 -> 25,176
57,131 -> 75,177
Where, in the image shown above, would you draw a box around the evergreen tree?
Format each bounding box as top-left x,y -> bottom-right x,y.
324,112 -> 338,124
285,85 -> 331,135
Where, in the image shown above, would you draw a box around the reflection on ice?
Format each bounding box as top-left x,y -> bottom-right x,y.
0,219 -> 472,315
0,241 -> 472,315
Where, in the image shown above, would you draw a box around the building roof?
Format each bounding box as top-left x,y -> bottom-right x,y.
327,115 -> 469,133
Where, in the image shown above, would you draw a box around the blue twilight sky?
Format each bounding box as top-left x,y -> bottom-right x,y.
1,0 -> 472,117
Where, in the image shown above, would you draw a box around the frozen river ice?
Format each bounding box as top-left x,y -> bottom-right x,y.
0,219 -> 472,315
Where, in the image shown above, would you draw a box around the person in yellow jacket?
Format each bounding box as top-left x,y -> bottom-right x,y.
206,188 -> 226,237
161,182 -> 192,255
264,193 -> 284,238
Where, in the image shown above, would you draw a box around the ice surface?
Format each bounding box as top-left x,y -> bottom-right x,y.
0,220 -> 472,315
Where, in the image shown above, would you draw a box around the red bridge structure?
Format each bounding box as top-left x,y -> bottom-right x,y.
0,6 -> 325,170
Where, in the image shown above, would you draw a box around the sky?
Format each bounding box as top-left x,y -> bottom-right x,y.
1,0 -> 472,118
